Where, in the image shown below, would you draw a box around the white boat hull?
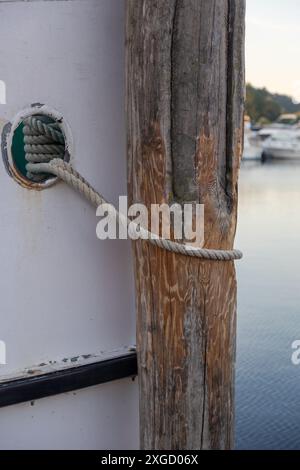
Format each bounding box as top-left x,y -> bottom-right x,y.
243,130 -> 262,160
243,144 -> 262,160
263,147 -> 300,160
0,0 -> 138,450
262,129 -> 300,160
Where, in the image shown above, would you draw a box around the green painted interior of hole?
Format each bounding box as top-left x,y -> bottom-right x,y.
11,115 -> 64,182
11,122 -> 27,177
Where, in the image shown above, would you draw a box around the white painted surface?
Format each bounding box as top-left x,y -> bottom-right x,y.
0,80 -> 6,105
0,0 -> 138,449
0,379 -> 139,450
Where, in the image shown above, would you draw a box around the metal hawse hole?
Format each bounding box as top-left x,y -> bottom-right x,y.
11,113 -> 67,188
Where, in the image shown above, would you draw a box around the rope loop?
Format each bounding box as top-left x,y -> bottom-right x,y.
23,118 -> 243,261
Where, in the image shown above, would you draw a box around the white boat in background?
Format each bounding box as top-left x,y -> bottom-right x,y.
243,131 -> 262,160
243,117 -> 262,160
243,114 -> 300,161
256,115 -> 298,141
262,131 -> 300,160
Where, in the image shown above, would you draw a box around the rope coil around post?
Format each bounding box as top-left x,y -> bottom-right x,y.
23,117 -> 243,261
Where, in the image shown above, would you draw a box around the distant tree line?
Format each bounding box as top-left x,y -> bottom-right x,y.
245,84 -> 300,124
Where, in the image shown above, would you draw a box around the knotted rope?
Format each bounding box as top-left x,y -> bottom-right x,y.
23,116 -> 243,261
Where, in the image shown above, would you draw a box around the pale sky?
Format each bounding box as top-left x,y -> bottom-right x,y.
246,0 -> 300,100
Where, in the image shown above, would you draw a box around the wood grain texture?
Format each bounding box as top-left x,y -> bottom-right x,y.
126,0 -> 245,450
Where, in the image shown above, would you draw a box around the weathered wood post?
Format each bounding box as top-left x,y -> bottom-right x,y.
126,0 -> 245,450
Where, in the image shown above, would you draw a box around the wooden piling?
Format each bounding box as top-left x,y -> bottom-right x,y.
126,0 -> 245,450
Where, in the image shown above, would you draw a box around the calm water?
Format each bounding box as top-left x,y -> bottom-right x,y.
235,160 -> 300,449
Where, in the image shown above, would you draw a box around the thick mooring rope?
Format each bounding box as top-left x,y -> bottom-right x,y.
23,116 -> 65,182
23,117 -> 243,261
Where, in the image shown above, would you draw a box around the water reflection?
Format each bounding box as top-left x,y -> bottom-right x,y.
235,160 -> 300,449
